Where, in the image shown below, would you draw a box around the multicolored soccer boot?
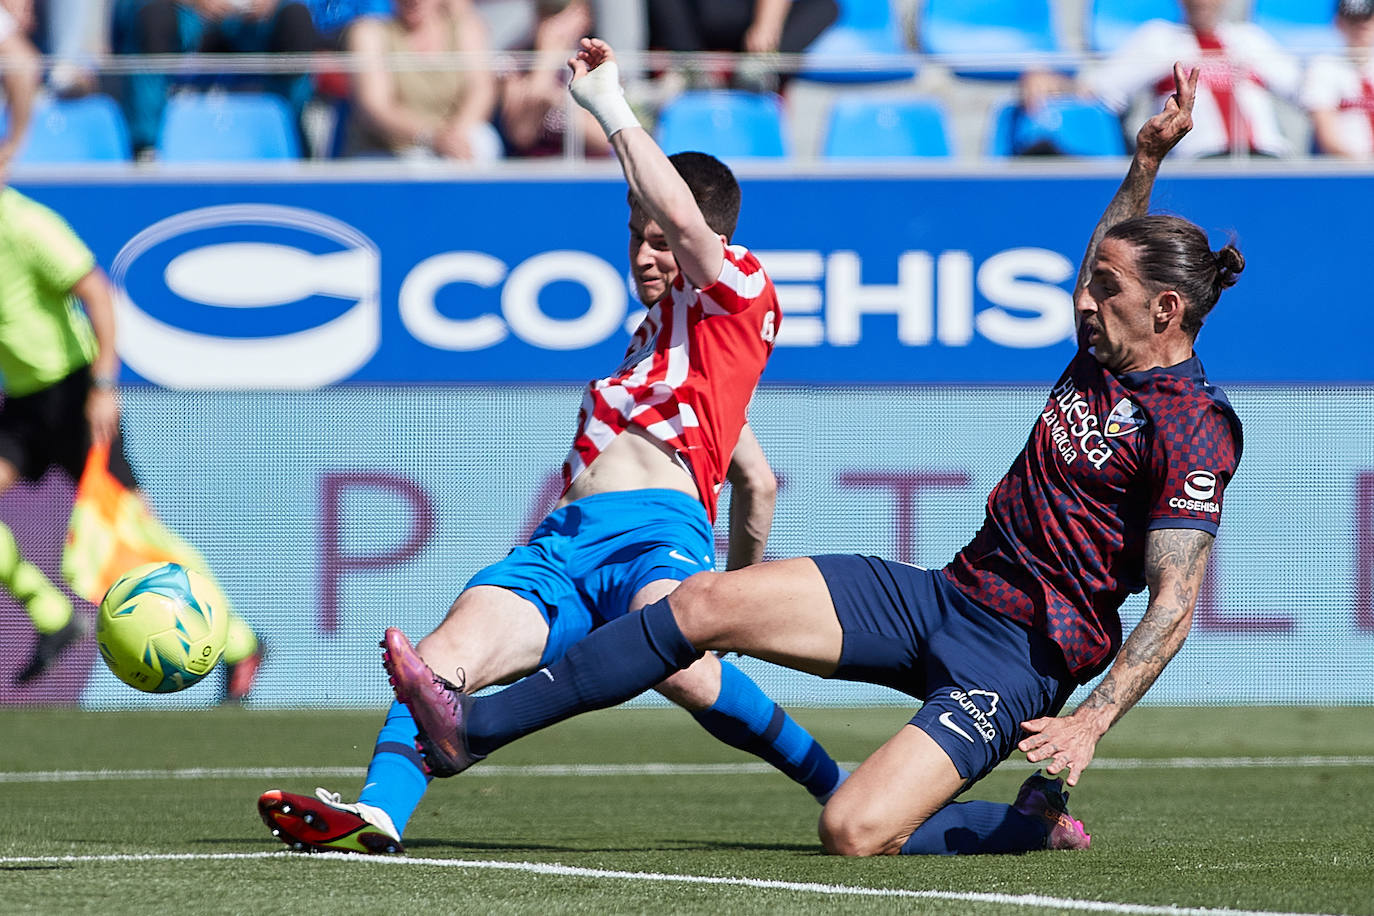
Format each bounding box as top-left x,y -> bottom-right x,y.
258,788 -> 404,855
380,627 -> 483,777
1013,771 -> 1092,850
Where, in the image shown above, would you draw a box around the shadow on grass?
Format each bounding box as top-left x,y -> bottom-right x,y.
191,835 -> 817,856
404,838 -> 819,855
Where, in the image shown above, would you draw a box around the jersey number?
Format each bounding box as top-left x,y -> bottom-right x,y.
760,311 -> 776,344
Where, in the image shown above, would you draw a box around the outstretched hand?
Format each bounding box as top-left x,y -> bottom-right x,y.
1018,710 -> 1109,787
1136,61 -> 1199,162
568,37 -> 616,83
566,36 -> 640,138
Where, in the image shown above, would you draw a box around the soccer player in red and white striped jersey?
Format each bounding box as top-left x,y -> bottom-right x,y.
564,213 -> 779,527
260,38 -> 845,856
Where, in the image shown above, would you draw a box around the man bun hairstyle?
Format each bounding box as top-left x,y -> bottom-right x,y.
1103,214 -> 1244,338
668,151 -> 741,241
1214,243 -> 1245,294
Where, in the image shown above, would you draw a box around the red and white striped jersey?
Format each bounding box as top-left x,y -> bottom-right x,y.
561,241 -> 780,523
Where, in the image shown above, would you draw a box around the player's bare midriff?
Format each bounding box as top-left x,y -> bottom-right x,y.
557,424 -> 697,508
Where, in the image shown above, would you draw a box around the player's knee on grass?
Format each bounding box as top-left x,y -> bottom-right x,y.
818,797 -> 909,857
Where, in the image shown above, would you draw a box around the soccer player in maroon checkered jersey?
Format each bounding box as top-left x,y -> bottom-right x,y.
382,59 -> 1243,856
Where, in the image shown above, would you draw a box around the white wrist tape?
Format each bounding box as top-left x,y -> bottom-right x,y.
570,60 -> 641,138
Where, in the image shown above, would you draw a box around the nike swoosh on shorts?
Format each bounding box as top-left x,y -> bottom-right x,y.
938,711 -> 976,743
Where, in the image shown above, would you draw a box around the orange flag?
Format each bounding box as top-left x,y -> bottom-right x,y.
62,444 -> 213,605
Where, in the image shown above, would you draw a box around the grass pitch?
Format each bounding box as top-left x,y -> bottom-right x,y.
1,706 -> 1371,915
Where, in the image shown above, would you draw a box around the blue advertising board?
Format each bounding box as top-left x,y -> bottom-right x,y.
16,172 -> 1372,386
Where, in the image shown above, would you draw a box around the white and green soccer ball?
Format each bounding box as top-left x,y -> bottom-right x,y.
96,562 -> 229,693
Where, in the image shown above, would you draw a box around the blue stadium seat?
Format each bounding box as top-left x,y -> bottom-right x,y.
1252,0 -> 1343,56
15,95 -> 131,163
985,97 -> 1125,157
157,92 -> 301,162
822,95 -> 951,158
1086,0 -> 1182,53
655,91 -> 789,160
799,0 -> 918,83
918,0 -> 1062,79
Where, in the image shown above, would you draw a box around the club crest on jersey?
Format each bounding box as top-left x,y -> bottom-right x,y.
1104,398 -> 1147,438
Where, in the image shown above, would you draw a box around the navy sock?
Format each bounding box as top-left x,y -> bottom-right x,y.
899,801 -> 1048,855
466,597 -> 702,756
692,660 -> 844,800
357,700 -> 431,837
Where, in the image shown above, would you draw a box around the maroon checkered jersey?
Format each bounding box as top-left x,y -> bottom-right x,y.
943,349 -> 1243,680
562,241 -> 780,523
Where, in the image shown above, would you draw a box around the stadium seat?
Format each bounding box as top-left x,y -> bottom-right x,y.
798,0 -> 918,83
655,91 -> 789,160
985,97 -> 1125,157
156,92 -> 301,162
1086,0 -> 1182,53
1252,0 -> 1343,56
918,0 -> 1062,79
14,95 -> 131,163
822,95 -> 951,158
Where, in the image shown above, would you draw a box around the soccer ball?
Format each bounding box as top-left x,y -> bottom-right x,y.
96,562 -> 229,693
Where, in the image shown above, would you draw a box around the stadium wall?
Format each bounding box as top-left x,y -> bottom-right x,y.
1,169 -> 1369,708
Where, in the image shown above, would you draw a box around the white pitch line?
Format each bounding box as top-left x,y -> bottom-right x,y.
0,852 -> 1350,916
1,755 -> 1373,784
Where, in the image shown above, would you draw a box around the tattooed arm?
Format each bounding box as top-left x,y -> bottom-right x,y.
1074,62 -> 1200,299
1017,527 -> 1214,785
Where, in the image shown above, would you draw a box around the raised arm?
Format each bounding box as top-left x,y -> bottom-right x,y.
723,424 -> 777,570
568,38 -> 723,290
1019,527 -> 1213,785
1073,62 -> 1200,300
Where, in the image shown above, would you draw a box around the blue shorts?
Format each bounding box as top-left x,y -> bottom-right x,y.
465,489 -> 714,666
813,555 -> 1075,785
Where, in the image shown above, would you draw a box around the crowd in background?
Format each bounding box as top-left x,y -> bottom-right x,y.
1,0 -> 1373,162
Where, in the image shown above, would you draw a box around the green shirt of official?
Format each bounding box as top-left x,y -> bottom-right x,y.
0,188 -> 98,396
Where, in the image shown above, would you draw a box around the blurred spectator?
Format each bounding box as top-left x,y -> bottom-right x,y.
497,0 -> 610,158
1302,0 -> 1374,158
647,0 -> 838,89
304,0 -> 391,47
343,0 -> 502,160
41,0 -> 112,96
111,0 -> 318,158
476,0 -> 644,57
649,0 -> 836,55
1022,0 -> 1302,157
0,0 -> 31,34
0,4 -> 39,173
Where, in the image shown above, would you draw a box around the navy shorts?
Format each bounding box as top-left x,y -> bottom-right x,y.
814,554 -> 1076,785
465,489 -> 714,667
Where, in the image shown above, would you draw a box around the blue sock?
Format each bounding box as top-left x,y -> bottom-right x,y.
692,660 -> 844,801
899,801 -> 1048,855
357,700 -> 431,837
467,597 -> 702,756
